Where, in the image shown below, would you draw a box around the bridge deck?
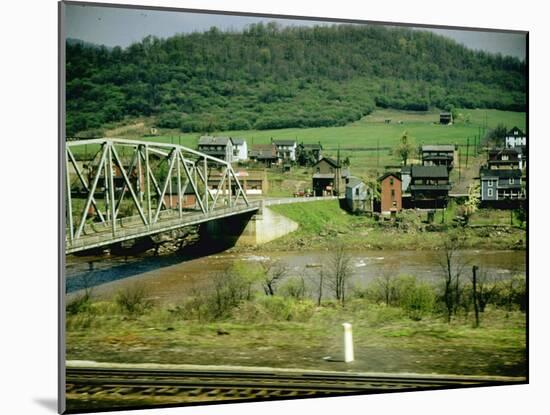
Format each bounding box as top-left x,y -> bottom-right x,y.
66,202 -> 260,254
65,196 -> 340,255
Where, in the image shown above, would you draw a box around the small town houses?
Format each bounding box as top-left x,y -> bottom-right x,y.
196,127 -> 526,214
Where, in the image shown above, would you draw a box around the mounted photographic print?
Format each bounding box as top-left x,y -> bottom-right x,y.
59,1 -> 528,413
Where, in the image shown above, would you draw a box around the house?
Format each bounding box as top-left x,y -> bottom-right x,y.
409,165 -> 451,208
297,142 -> 323,165
480,168 -> 525,205
421,145 -> 456,170
207,169 -> 268,196
231,138 -> 248,162
505,127 -> 526,148
345,177 -> 372,213
272,139 -> 297,162
312,157 -> 350,196
248,144 -> 278,167
197,136 -> 234,163
378,173 -> 402,214
440,112 -> 453,125
487,148 -> 523,170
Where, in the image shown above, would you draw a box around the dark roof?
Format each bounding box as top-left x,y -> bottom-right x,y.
249,144 -> 277,159
314,157 -> 340,168
489,148 -> 519,156
421,145 -> 455,152
410,184 -> 452,191
411,165 -> 449,179
378,172 -> 401,182
507,126 -> 526,136
272,139 -> 296,146
198,136 -> 232,146
480,168 -> 522,179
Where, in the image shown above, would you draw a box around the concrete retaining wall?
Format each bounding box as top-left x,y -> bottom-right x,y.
202,207 -> 298,247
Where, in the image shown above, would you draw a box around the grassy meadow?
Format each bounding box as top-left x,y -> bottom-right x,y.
82,108 -> 525,181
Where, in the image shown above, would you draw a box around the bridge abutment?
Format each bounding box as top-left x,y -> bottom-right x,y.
201,205 -> 298,247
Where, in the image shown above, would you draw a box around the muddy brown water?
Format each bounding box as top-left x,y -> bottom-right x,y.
66,248 -> 526,304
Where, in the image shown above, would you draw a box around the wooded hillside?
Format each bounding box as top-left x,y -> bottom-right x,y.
66,23 -> 526,136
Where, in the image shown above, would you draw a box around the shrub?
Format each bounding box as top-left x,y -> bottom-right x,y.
393,275 -> 436,320
233,296 -> 315,322
66,292 -> 93,315
278,276 -> 307,300
115,284 -> 153,315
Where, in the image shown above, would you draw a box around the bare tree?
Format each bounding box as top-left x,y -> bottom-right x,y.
439,233 -> 469,323
317,268 -> 324,306
261,260 -> 288,296
326,244 -> 353,307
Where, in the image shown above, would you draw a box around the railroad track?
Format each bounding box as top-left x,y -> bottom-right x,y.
66,366 -> 525,405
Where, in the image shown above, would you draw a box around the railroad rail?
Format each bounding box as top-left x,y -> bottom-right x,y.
65,366 -> 525,409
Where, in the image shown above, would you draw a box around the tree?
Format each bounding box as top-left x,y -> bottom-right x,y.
458,183 -> 480,226
394,131 -> 415,165
484,123 -> 508,147
261,260 -> 288,296
439,233 -> 469,323
325,244 -> 353,306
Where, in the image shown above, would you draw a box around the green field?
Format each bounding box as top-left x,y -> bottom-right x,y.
96,108 -> 525,178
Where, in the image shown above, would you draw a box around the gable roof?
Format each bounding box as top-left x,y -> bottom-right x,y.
480,168 -> 522,179
249,144 -> 277,159
198,136 -> 232,146
346,177 -> 364,188
314,157 -> 340,168
507,126 -> 526,136
378,172 -> 401,182
411,165 -> 449,179
488,148 -> 520,156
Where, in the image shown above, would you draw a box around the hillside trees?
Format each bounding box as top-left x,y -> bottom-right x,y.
66,24 -> 526,136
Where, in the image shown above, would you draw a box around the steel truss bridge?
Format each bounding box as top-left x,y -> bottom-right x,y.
65,138 -> 257,254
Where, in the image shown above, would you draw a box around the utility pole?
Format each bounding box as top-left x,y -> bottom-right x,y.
377,137 -> 380,170
465,137 -> 470,169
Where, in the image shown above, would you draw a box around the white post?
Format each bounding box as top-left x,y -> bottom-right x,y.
342,322 -> 354,363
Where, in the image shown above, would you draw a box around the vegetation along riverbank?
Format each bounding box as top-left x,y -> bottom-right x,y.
66,253 -> 526,377
240,200 -> 526,252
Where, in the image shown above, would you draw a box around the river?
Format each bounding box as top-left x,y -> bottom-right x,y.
66,248 -> 526,304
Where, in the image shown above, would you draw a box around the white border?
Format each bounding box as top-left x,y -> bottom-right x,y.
2,0 -> 546,414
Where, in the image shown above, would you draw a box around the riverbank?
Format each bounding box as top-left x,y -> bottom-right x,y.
66,299 -> 526,378
252,200 -> 526,252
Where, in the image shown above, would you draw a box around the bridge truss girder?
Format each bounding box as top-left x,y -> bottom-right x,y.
65,138 -> 249,245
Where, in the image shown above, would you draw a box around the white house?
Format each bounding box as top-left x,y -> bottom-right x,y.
231,138 -> 248,162
505,127 -> 526,148
272,139 -> 297,162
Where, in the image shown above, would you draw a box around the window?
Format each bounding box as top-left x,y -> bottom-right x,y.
488,181 -> 493,187
502,155 -> 509,161
355,188 -> 359,196
488,188 -> 493,197
391,189 -> 395,200
509,178 -> 514,184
